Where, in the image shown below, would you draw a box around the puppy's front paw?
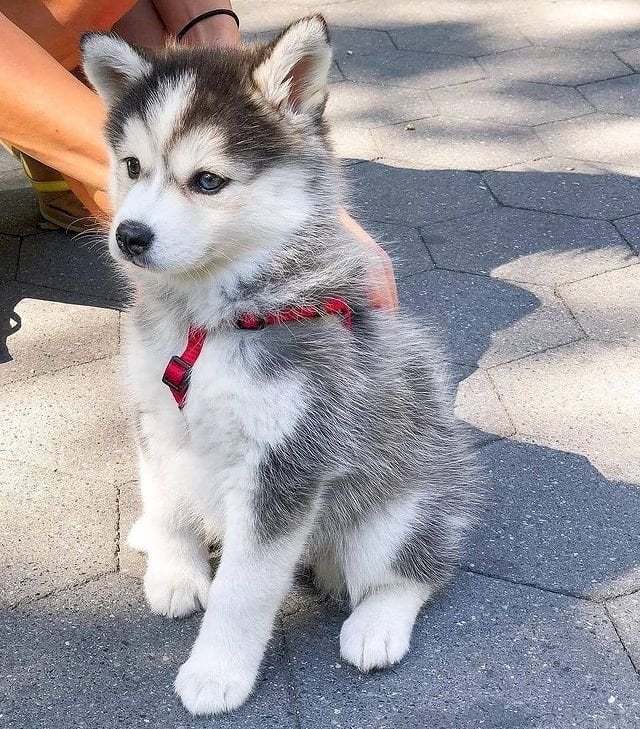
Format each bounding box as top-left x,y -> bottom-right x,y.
340,610 -> 411,672
143,565 -> 210,619
175,653 -> 256,715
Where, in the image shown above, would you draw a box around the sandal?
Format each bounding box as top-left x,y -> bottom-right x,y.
5,146 -> 98,233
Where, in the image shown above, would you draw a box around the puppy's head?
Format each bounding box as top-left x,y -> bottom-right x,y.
81,16 -> 333,274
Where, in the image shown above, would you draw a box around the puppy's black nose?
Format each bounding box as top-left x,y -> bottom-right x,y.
115,220 -> 154,257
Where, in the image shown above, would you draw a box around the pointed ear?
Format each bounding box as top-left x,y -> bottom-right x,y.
253,15 -> 332,118
80,32 -> 151,105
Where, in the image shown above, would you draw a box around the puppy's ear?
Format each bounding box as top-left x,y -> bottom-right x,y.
253,15 -> 332,118
81,32 -> 151,104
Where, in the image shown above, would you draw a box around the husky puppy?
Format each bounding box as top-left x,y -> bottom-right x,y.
81,16 -> 482,716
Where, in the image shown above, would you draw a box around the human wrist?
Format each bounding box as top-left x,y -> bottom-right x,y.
178,10 -> 240,47
152,2 -> 240,47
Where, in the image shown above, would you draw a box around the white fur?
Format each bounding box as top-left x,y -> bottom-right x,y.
82,34 -> 151,104
170,127 -> 243,183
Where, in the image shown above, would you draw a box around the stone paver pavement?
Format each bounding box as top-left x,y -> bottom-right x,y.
2,1 -> 640,727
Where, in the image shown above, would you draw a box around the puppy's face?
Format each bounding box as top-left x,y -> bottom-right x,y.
81,16 -> 332,274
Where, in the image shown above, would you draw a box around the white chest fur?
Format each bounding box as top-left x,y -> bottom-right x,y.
124,316 -> 307,527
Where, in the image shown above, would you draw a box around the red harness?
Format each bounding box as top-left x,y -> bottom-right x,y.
162,297 -> 352,409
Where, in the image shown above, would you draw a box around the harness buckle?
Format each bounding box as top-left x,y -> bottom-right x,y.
162,355 -> 192,393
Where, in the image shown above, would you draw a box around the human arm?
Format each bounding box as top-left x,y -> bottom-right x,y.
0,12 -> 111,215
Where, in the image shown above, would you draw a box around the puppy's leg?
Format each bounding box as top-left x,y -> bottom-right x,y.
137,446 -> 211,619
175,491 -> 312,716
338,503 -> 439,672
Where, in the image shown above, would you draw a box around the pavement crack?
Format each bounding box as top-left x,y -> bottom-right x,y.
463,566 -> 596,602
115,482 -> 122,572
278,615 -> 303,729
604,602 -> 640,674
8,571 -> 116,610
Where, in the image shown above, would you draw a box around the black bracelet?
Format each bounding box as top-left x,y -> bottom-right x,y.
176,9 -> 240,42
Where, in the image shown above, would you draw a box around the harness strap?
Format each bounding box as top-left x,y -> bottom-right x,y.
162,297 -> 352,409
237,297 -> 352,331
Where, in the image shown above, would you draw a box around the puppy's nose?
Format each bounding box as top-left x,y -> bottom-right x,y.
115,220 -> 154,257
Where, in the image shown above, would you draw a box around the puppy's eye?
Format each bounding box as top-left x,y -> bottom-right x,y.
125,157 -> 141,179
192,171 -> 227,194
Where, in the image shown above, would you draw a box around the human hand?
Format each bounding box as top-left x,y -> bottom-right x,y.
339,208 -> 399,312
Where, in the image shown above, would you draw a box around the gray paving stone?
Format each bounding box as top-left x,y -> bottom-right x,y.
326,81 -> 436,130
0,186 -> 41,236
390,23 -> 530,57
454,366 -> 515,443
0,234 -> 19,281
399,270 -> 583,367
0,282 -> 120,385
617,47 -> 640,72
450,363 -> 503,445
321,0 -> 454,28
580,73 -> 640,116
283,572 -> 640,729
478,46 -> 631,85
615,214 -> 640,254
329,123 -> 379,162
0,460 -> 116,607
421,208 -> 633,285
364,222 -> 433,279
18,230 -> 129,305
370,117 -> 548,171
118,480 -> 145,579
347,160 -> 495,226
0,145 -> 20,173
429,80 -> 594,126
559,264 -> 640,341
607,591 -> 640,672
1,574 -> 297,729
521,15 -> 640,52
536,113 -> 640,170
473,438 -> 640,599
330,26 -> 395,60
0,357 -> 136,484
489,340 -> 640,484
484,157 -> 640,219
0,149 -> 29,192
339,49 -> 484,91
